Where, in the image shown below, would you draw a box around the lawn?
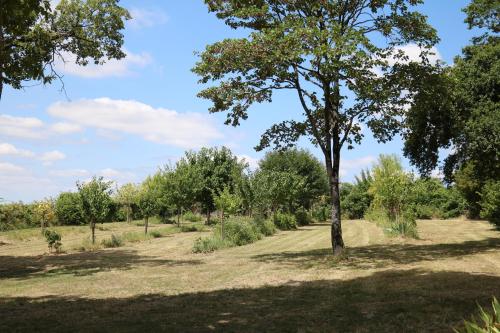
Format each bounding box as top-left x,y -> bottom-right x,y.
0,219 -> 499,332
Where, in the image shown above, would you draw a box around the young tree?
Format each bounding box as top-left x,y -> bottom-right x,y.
115,183 -> 139,223
77,176 -> 113,244
137,177 -> 158,235
213,186 -> 242,239
193,0 -> 438,254
0,0 -> 130,98
34,199 -> 56,232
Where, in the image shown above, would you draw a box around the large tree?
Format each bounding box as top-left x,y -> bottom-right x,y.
0,0 -> 130,98
403,0 -> 499,218
193,0 -> 438,254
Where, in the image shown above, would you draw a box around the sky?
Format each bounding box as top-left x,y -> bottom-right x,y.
0,0 -> 477,202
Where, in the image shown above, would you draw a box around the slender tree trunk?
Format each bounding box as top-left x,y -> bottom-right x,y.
206,209 -> 211,225
41,218 -> 45,233
144,216 -> 149,234
91,220 -> 96,244
325,151 -> 344,256
126,206 -> 131,223
177,208 -> 181,227
221,208 -> 224,240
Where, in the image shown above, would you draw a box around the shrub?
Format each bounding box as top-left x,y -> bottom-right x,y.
221,219 -> 261,246
54,192 -> 85,225
272,212 -> 297,230
253,216 -> 276,236
75,238 -> 102,252
454,297 -> 500,333
181,225 -> 199,232
0,202 -> 37,231
101,234 -> 123,248
295,209 -> 312,226
183,211 -> 202,222
388,210 -> 419,239
150,230 -> 162,238
192,236 -> 231,253
42,229 -> 62,253
479,181 -> 500,226
312,204 -> 330,222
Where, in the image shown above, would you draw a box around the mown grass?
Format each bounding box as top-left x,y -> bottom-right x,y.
0,219 -> 498,332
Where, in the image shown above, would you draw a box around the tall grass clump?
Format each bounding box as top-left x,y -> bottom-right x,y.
193,236 -> 231,253
454,297 -> 500,333
101,234 -> 123,248
183,211 -> 202,222
253,216 -> 276,236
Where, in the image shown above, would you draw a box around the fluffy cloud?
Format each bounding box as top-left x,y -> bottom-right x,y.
389,44 -> 442,66
57,50 -> 152,79
237,154 -> 260,170
339,156 -> 376,179
48,98 -> 223,149
49,169 -> 90,178
0,114 -> 82,140
129,8 -> 168,29
0,162 -> 25,174
40,150 -> 66,166
0,143 -> 35,158
50,122 -> 83,135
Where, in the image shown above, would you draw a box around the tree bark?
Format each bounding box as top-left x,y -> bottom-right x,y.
91,221 -> 96,244
325,150 -> 345,256
206,210 -> 211,225
144,216 -> 149,235
126,206 -> 131,223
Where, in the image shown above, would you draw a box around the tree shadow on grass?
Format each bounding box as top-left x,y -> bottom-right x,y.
0,250 -> 203,279
0,269 -> 498,332
252,237 -> 500,269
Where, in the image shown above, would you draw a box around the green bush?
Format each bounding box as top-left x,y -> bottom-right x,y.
192,236 -> 231,253
54,192 -> 85,225
150,230 -> 162,238
253,216 -> 276,236
388,210 -> 419,239
454,297 -> 500,333
479,181 -> 500,226
272,212 -> 297,230
183,211 -> 202,222
312,204 -> 330,222
221,219 -> 261,246
295,209 -> 312,226
181,224 -> 206,232
101,234 -> 123,248
42,229 -> 62,252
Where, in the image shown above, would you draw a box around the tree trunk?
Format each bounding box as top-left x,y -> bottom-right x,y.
325,152 -> 345,256
41,218 -> 45,233
144,216 -> 149,235
91,221 -> 96,244
126,206 -> 131,223
206,210 -> 211,225
177,209 -> 181,227
221,208 -> 224,240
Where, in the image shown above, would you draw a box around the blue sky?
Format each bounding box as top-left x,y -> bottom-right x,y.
0,0 -> 476,202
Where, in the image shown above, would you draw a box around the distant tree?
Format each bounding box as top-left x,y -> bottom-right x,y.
194,0 -> 438,255
253,170 -> 304,215
182,147 -> 244,224
55,192 -> 85,225
34,199 -> 56,232
341,169 -> 373,219
0,0 -> 130,98
77,176 -> 113,244
115,183 -> 139,223
137,177 -> 158,235
403,0 -> 499,218
259,149 -> 329,210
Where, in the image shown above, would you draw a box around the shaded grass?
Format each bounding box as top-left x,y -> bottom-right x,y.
0,270 -> 499,332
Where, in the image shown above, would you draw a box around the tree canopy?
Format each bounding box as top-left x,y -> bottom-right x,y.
0,0 -> 130,97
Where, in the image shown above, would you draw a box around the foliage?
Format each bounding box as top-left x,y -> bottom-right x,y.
137,177 -> 159,233
368,155 -> 418,238
252,216 -> 276,237
294,208 -> 312,226
101,234 -> 123,248
455,297 -> 500,333
341,169 -> 373,219
77,176 -> 114,243
55,192 -> 85,226
479,181 -> 500,226
192,235 -> 231,253
213,186 -> 242,218
218,219 -> 262,246
403,0 -> 499,218
272,212 -> 297,231
193,0 -> 438,253
115,183 -> 139,223
183,211 -> 202,223
0,202 -> 42,231
42,229 -> 62,253
0,0 -> 130,97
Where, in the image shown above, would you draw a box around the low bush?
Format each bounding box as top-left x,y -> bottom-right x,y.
454,297 -> 500,333
181,224 -> 205,232
192,236 -> 231,253
183,211 -> 202,222
42,229 -> 62,253
272,212 -> 297,230
221,219 -> 261,246
101,234 -> 123,248
122,231 -> 148,243
480,181 -> 500,226
150,230 -> 162,238
312,204 -> 330,222
253,216 -> 276,236
295,209 -> 312,226
75,238 -> 102,252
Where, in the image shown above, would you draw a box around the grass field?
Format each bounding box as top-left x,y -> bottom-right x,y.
0,219 -> 499,332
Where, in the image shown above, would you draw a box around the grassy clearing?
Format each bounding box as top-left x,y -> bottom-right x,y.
0,219 -> 499,332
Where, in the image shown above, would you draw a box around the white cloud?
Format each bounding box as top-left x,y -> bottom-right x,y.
50,122 -> 83,135
129,8 -> 168,29
388,44 -> 442,66
57,49 -> 152,79
0,143 -> 35,158
340,156 -> 376,178
0,162 -> 26,174
40,150 -> 66,166
237,154 -> 260,170
48,98 -> 223,149
49,169 -> 90,178
0,114 -> 45,139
